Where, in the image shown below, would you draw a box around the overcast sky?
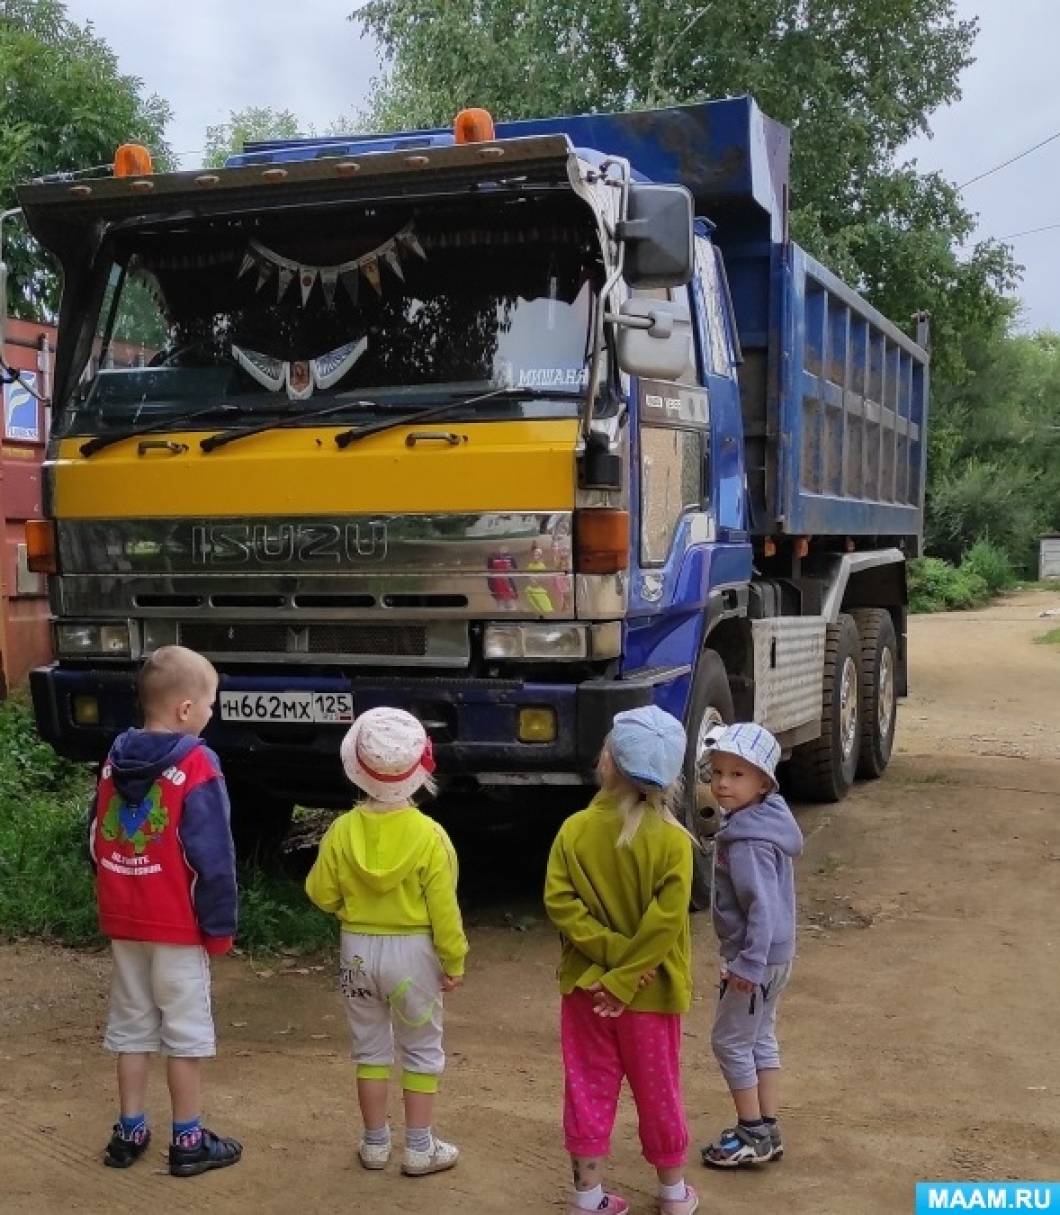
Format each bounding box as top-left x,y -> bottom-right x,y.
62,0 -> 1060,331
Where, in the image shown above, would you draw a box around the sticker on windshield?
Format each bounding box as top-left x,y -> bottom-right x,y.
516,367 -> 588,389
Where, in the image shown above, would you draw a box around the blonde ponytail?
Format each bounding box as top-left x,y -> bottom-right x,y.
599,743 -> 700,850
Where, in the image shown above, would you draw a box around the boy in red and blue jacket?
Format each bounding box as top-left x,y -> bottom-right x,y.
89,645 -> 242,1178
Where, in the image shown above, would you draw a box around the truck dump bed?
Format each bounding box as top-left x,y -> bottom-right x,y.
247,97 -> 929,546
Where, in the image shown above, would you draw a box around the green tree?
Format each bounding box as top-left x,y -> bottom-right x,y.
926,328 -> 1060,572
0,0 -> 171,318
351,0 -> 1017,381
204,107 -> 307,169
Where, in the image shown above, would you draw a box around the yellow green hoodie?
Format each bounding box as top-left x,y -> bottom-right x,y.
305,805 -> 468,977
544,792 -> 693,1012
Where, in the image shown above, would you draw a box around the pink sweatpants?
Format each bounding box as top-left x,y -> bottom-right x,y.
561,989 -> 689,1168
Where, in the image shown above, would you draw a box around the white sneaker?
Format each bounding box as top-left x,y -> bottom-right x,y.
401,1133 -> 459,1176
358,1137 -> 391,1170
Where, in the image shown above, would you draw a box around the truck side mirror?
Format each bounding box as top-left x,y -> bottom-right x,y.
613,298 -> 692,380
618,183 -> 694,289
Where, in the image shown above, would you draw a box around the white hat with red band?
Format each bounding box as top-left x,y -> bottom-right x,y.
339,706 -> 436,805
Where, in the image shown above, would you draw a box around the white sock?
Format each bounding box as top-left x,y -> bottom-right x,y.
573,1183 -> 604,1210
659,1180 -> 688,1201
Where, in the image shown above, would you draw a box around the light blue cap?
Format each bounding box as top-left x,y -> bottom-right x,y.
609,705 -> 686,789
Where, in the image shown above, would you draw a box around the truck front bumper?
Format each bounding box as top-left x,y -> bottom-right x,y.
30,664 -> 686,803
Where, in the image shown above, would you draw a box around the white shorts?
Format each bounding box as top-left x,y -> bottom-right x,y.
340,932 -> 445,1078
104,940 -> 216,1057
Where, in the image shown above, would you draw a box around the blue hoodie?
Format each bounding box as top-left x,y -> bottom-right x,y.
711,792 -> 803,985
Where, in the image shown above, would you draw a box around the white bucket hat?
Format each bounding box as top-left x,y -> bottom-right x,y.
710,722 -> 781,792
340,707 -> 435,805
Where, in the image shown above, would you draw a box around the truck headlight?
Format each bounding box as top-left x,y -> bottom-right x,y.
56,622 -> 132,657
483,622 -> 622,661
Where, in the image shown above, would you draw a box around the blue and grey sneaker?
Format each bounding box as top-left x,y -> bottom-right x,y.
701,1124 -> 773,1168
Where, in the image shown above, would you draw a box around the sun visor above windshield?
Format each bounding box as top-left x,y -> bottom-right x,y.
16,134 -> 578,256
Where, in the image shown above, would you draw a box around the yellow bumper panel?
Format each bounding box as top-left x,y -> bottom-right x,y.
54,420 -> 578,518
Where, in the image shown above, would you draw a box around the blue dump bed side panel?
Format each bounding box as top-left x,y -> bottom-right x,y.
776,248 -> 928,542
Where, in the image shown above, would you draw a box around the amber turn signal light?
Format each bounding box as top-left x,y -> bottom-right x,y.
26,519 -> 57,574
454,108 -> 496,144
575,509 -> 629,575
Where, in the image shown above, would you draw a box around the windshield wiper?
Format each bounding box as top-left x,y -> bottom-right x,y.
201,385 -> 569,454
333,386 -> 578,449
80,403 -> 248,458
200,398 -> 388,453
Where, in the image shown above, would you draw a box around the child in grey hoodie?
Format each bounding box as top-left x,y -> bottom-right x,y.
700,723 -> 803,1170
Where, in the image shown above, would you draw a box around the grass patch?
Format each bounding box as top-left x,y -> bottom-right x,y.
237,868 -> 336,956
0,699 -> 334,954
1034,628 -> 1060,647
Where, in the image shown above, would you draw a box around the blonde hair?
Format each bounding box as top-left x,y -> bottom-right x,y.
137,645 -> 217,716
596,742 -> 699,849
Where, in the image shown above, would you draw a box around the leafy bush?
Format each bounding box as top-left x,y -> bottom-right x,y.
0,697 -> 85,801
926,460 -> 1043,576
908,557 -> 989,613
960,538 -> 1015,593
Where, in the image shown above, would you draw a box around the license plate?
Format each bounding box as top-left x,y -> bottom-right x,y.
218,691 -> 354,725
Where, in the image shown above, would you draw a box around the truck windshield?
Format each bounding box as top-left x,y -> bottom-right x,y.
60,199 -> 600,435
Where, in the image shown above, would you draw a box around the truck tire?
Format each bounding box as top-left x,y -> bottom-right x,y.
682,649 -> 734,910
228,782 -> 295,867
787,613 -> 861,804
851,608 -> 898,780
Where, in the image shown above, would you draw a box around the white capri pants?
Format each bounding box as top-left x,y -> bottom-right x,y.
104,940 -> 215,1057
340,931 -> 445,1091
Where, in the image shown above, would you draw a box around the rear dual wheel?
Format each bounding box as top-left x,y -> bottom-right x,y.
787,608 -> 898,802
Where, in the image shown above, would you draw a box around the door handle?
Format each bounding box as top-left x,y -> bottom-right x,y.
404,432 -> 465,447
137,440 -> 188,456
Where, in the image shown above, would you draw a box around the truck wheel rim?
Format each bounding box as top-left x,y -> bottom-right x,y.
695,706 -> 726,785
839,656 -> 859,761
878,647 -> 895,739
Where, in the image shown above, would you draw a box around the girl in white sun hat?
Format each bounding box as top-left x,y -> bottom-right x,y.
306,707 -> 467,1177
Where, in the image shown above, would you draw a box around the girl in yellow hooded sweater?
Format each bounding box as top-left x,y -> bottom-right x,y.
306,707 -> 467,1177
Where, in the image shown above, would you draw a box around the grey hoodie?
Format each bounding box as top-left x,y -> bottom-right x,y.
711,792 -> 803,985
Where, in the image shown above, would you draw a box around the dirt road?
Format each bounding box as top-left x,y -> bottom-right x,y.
2,591 -> 1059,1213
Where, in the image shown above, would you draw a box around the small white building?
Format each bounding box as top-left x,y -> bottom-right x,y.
1040,534 -> 1060,581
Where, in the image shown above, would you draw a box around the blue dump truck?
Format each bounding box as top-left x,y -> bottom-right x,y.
21,97 -> 927,893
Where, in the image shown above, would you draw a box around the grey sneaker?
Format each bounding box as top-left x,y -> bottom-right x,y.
701,1124 -> 773,1168
766,1121 -> 783,1161
401,1133 -> 458,1176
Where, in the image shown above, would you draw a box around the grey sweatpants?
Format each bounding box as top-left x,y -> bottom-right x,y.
340,931 -> 445,1086
711,961 -> 792,1091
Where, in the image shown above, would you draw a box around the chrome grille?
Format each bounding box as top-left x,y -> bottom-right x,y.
180,622 -> 287,653
173,618 -> 468,667
308,624 -> 427,657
